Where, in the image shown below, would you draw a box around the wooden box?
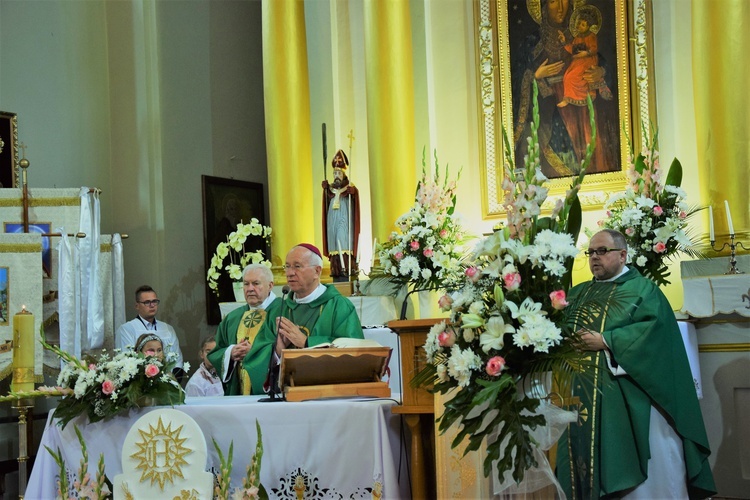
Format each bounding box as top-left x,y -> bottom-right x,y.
280,346 -> 392,402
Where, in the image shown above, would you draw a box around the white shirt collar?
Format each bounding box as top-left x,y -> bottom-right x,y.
294,284 -> 326,304
249,291 -> 277,310
596,265 -> 629,282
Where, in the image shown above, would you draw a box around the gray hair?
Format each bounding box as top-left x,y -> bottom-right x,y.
597,229 -> 627,252
242,263 -> 274,283
297,246 -> 324,267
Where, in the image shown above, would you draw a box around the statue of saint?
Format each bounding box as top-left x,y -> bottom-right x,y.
321,149 -> 360,282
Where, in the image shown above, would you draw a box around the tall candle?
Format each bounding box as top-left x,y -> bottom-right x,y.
708,206 -> 715,242
12,307 -> 35,393
724,200 -> 734,235
356,234 -> 362,264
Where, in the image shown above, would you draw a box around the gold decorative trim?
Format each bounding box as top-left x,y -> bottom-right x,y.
0,243 -> 43,253
100,243 -> 112,253
699,343 -> 750,353
476,0 -> 654,217
0,196 -> 81,207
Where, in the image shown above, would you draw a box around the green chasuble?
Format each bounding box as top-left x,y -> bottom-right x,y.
283,284 -> 363,346
207,298 -> 282,395
556,267 -> 715,499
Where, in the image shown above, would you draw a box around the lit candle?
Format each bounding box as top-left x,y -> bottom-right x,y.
336,240 -> 345,267
724,200 -> 734,235
709,206 -> 715,242
12,306 -> 35,393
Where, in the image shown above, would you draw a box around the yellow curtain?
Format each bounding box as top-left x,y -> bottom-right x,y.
262,0 -> 315,264
363,0 -> 418,243
693,0 -> 750,241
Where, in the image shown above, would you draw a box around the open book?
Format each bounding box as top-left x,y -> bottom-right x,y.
308,337 -> 383,349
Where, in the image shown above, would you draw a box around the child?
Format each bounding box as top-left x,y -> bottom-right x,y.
557,5 -> 612,108
135,333 -> 164,362
185,336 -> 224,397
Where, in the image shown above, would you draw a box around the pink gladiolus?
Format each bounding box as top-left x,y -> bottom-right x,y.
101,380 -> 114,395
653,205 -> 663,216
606,210 -> 612,217
653,241 -> 667,253
88,364 -> 96,371
394,251 -> 404,261
503,272 -> 521,291
438,330 -> 456,347
423,248 -> 434,257
439,229 -> 448,238
465,266 -> 480,283
486,356 -> 506,376
438,294 -> 453,311
549,290 -> 569,310
145,364 -> 160,378
410,240 -> 420,251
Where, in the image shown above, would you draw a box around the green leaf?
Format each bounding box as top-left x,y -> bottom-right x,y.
665,157 -> 682,187
634,153 -> 647,176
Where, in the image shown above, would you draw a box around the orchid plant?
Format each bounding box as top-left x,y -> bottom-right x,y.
207,219 -> 273,295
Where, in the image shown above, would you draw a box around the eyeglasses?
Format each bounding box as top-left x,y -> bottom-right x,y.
283,264 -> 313,272
584,247 -> 624,257
138,299 -> 160,306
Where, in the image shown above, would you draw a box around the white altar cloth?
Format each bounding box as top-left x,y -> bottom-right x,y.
27,396 -> 408,499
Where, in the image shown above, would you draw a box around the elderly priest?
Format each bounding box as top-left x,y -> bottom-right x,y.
274,243 -> 363,356
208,264 -> 281,395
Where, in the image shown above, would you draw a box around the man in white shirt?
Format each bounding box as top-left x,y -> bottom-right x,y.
185,336 -> 223,397
115,285 -> 185,379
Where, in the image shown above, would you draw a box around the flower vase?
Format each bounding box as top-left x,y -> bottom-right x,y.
232,281 -> 244,302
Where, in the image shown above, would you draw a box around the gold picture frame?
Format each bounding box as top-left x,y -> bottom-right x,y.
476,0 -> 656,218
0,111 -> 20,188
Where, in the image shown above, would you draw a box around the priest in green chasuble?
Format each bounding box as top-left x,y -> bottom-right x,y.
557,229 -> 715,498
273,243 -> 363,356
208,264 -> 281,395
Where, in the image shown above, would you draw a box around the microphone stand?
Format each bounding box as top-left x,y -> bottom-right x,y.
260,287 -> 289,402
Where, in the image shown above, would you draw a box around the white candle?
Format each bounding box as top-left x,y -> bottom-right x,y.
356,234 -> 362,264
337,240 -> 345,267
725,200 -> 734,235
709,206 -> 715,241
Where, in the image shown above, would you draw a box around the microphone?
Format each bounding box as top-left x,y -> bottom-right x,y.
261,285 -> 290,402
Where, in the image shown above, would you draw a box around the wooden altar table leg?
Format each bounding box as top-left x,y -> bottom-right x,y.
404,414 -> 427,499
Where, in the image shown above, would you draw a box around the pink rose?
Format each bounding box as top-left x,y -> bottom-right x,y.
394,251 -> 404,261
653,241 -> 667,253
625,227 -> 635,236
465,266 -> 480,283
653,205 -> 663,216
101,380 -> 114,395
88,363 -> 97,371
410,240 -> 420,251
503,272 -> 521,291
439,229 -> 448,238
438,330 -> 456,347
549,290 -> 569,310
606,210 -> 612,217
438,294 -> 453,311
679,210 -> 687,219
485,356 -> 506,376
145,364 -> 160,378
423,248 -> 434,258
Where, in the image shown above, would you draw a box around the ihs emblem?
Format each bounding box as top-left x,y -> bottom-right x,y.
130,416 -> 192,490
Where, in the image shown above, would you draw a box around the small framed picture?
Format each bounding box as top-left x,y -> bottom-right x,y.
0,111 -> 19,188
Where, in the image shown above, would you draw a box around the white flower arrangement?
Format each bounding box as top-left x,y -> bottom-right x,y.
375,152 -> 465,291
207,219 -> 273,295
598,131 -> 699,286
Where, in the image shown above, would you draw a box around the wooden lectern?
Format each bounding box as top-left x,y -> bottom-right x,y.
387,318 -> 442,499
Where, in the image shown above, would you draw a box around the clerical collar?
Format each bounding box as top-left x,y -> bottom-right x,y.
249,291 -> 277,310
137,316 -> 157,330
595,265 -> 629,283
294,284 -> 326,304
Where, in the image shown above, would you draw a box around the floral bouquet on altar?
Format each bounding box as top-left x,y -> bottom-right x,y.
374,151 -> 465,293
207,219 -> 273,296
598,129 -> 701,286
42,338 -> 186,428
417,83 -> 595,487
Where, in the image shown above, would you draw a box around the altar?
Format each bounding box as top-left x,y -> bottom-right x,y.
26,396 -> 410,499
